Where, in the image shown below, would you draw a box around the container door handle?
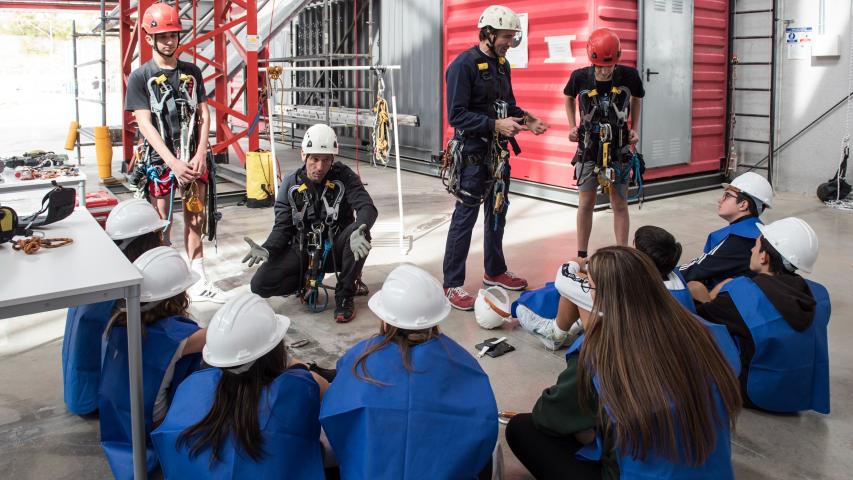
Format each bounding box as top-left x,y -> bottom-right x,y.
646,68 -> 660,82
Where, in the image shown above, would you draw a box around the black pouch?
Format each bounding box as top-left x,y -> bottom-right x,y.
475,338 -> 515,358
24,181 -> 76,229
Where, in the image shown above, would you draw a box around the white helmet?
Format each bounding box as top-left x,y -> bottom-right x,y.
106,198 -> 169,241
203,293 -> 290,368
478,5 -> 522,47
724,172 -> 774,210
474,286 -> 511,329
133,246 -> 200,302
368,264 -> 451,330
757,217 -> 819,273
301,124 -> 339,155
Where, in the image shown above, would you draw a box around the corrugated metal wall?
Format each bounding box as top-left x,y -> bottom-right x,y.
379,0 -> 444,163
442,0 -> 729,187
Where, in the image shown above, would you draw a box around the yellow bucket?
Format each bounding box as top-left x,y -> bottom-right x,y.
64,121 -> 79,151
94,126 -> 113,179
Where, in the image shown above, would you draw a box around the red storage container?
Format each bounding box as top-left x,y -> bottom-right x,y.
77,190 -> 119,229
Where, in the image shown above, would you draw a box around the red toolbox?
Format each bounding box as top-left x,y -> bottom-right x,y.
77,190 -> 119,229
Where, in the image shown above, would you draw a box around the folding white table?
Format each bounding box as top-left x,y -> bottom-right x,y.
0,207 -> 148,479
0,171 -> 87,201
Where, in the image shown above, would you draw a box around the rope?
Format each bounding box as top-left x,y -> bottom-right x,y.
13,236 -> 73,254
353,0 -> 361,177
837,1 -> 853,201
372,76 -> 390,166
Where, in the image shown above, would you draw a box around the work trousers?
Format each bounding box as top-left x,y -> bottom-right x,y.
505,413 -> 602,480
442,161 -> 509,288
250,224 -> 366,301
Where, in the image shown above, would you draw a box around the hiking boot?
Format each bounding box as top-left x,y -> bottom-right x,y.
445,287 -> 475,311
483,271 -> 528,291
334,297 -> 356,323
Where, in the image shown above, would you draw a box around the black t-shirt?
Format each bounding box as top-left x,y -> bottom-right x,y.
125,59 -> 207,112
563,65 -> 645,99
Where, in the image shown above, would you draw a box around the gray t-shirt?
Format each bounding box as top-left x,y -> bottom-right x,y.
125,59 -> 207,112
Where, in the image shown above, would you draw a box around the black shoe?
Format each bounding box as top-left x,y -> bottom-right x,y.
354,277 -> 369,296
334,297 -> 356,323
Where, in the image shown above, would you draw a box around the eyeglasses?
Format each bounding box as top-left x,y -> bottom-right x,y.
721,191 -> 739,202
561,263 -> 595,293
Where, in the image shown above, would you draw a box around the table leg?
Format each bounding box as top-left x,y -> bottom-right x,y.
78,180 -> 86,206
125,284 -> 146,479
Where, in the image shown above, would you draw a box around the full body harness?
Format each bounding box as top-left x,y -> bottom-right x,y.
576,81 -> 645,204
288,179 -> 346,312
128,71 -> 220,242
440,56 -> 519,231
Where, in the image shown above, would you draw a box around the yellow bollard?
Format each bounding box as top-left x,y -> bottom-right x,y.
64,121 -> 79,151
94,126 -> 113,179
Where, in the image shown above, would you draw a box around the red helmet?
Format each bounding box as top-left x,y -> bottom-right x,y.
142,3 -> 182,35
587,28 -> 621,66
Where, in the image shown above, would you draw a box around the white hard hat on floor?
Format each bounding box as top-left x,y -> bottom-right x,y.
724,172 -> 774,209
133,246 -> 200,302
757,217 -> 819,273
474,286 -> 511,329
302,124 -> 339,155
368,264 -> 451,330
106,198 -> 169,241
203,293 -> 290,368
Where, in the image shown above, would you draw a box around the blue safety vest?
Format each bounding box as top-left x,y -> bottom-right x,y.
320,333 -> 498,480
721,277 -> 830,414
703,216 -> 762,254
668,270 -> 697,314
566,316 -> 739,479
62,300 -> 118,415
99,316 -> 201,480
151,367 -> 325,479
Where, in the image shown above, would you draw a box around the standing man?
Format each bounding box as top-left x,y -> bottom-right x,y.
125,3 -> 226,302
565,28 -> 644,258
243,124 -> 377,323
442,5 -> 549,311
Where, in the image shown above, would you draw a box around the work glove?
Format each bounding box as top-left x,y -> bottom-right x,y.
242,237 -> 269,267
349,224 -> 372,262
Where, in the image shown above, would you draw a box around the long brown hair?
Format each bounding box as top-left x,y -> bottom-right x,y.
178,342 -> 288,462
105,292 -> 190,336
353,324 -> 440,385
578,246 -> 741,465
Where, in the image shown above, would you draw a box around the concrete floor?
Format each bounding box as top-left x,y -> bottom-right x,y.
2,148 -> 852,479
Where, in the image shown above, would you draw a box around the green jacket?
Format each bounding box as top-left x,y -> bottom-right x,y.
531,353 -> 619,479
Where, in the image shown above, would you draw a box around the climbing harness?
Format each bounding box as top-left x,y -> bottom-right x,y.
288,178 -> 346,313
372,75 -> 391,166
574,78 -> 644,203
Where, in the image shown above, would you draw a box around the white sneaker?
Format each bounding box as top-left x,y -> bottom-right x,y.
189,281 -> 229,304
515,305 -> 569,351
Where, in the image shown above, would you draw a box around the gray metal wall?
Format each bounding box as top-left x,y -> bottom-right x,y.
379,0 -> 443,164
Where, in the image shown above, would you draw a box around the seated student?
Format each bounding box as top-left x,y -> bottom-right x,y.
63,198 -> 168,415
152,293 -> 330,479
99,246 -> 206,480
680,172 -> 773,296
695,217 -> 830,414
506,246 -> 742,480
513,225 -> 694,350
320,265 -> 499,479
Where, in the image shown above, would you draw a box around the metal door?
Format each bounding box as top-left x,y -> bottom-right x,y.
640,0 -> 694,168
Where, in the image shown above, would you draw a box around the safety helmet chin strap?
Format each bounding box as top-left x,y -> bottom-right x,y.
485,28 -> 499,57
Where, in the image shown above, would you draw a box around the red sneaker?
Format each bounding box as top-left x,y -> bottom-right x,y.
483,271 -> 528,291
444,287 -> 475,311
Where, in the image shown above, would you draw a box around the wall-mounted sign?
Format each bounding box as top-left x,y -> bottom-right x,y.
785,26 -> 812,60
544,35 -> 576,63
505,13 -> 529,69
